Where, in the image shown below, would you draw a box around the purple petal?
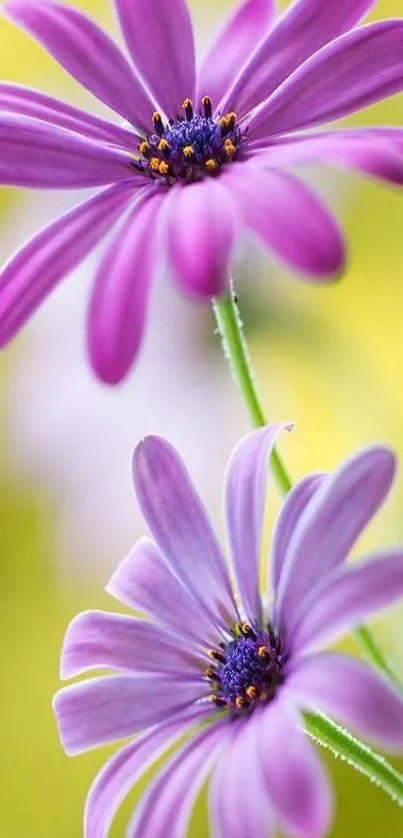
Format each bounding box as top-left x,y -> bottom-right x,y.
87,189 -> 162,385
132,435 -> 238,629
276,445 -> 396,628
84,705 -> 212,838
221,0 -> 376,115
270,473 -> 326,593
60,609 -> 205,680
114,0 -> 195,118
106,537 -> 221,647
126,722 -> 224,838
226,164 -> 345,280
0,82 -> 137,148
4,0 -> 155,132
167,179 -> 238,299
253,128 -> 403,187
258,695 -> 333,838
197,0 -> 275,111
248,20 -> 403,141
53,673 -> 207,755
0,113 -> 134,188
210,714 -> 274,838
290,549 -> 403,655
287,653 -> 403,753
225,424 -> 292,624
0,182 -> 135,348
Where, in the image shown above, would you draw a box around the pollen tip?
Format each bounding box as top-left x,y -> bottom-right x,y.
235,696 -> 249,710
183,145 -> 194,158
138,140 -> 150,155
246,685 -> 259,700
202,95 -> 213,119
205,158 -> 217,172
158,161 -> 169,175
182,98 -> 194,121
152,111 -> 164,136
158,138 -> 169,152
258,645 -> 269,660
150,156 -> 160,172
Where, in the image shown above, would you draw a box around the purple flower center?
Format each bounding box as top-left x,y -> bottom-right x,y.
206,622 -> 285,713
134,97 -> 242,183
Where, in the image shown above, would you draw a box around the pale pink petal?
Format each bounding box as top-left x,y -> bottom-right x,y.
114,0 -> 195,118
287,653 -> 403,752
88,189 -> 163,385
106,537 -> 221,647
53,674 -> 207,755
4,0 -> 155,131
0,181 -> 136,348
132,435 -> 238,629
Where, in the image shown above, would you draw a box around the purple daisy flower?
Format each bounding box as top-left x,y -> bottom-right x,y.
54,426 -> 403,838
1,1 -> 403,384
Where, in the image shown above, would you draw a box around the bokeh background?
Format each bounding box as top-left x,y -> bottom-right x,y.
0,0 -> 403,835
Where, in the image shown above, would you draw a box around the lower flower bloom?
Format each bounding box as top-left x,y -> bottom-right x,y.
53,426 -> 403,837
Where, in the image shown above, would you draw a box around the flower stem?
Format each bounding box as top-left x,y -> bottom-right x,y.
305,712 -> 403,806
212,288 -> 401,670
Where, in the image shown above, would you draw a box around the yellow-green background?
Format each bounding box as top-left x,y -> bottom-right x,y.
0,0 -> 403,835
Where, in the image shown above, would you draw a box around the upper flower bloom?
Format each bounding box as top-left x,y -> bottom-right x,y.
2,0 -> 403,383
54,426 -> 403,838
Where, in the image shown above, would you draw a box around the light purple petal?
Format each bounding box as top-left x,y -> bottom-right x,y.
132,435 -> 238,629
87,189 -> 162,385
0,82 -> 137,148
270,473 -> 326,593
126,722 -> 224,838
0,182 -> 136,348
221,0 -> 376,115
225,424 -> 292,624
276,445 -> 396,628
60,609 -> 206,681
4,0 -> 155,132
114,0 -> 195,118
287,653 -> 403,753
258,696 -> 333,838
106,537 -> 221,647
53,673 -> 207,755
290,549 -> 403,655
84,705 -> 212,838
210,713 -> 274,838
166,179 -> 238,299
0,113 -> 134,187
197,0 -> 275,110
248,20 -> 403,141
252,128 -> 403,187
226,164 -> 345,280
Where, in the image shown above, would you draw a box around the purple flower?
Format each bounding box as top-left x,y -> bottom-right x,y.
1,1 -> 403,383
54,426 -> 403,838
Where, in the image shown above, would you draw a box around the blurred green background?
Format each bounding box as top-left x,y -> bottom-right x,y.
0,0 -> 403,835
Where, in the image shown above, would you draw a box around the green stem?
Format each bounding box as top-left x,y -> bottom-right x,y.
305,712 -> 403,806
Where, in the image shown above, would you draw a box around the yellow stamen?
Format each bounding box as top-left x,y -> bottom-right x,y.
159,161 -> 169,175
205,158 -> 218,172
183,145 -> 194,158
182,98 -> 194,120
235,696 -> 247,709
208,649 -> 225,663
258,645 -> 269,659
226,111 -> 237,124
219,116 -> 229,130
202,95 -> 212,118
138,140 -> 150,155
224,141 -> 236,158
150,156 -> 161,172
246,685 -> 259,700
152,111 -> 164,135
158,138 -> 169,152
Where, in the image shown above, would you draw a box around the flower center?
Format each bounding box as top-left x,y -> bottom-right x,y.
134,97 -> 242,183
206,622 -> 285,713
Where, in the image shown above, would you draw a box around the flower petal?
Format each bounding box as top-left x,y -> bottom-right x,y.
106,537 -> 221,647
0,182 -> 136,348
0,82 -> 137,148
225,424 -> 292,624
126,722 -> 224,838
210,713 -> 274,838
226,164 -> 345,280
114,0 -> 195,117
197,0 -> 275,111
253,127 -> 403,186
87,189 -> 163,385
287,653 -> 403,752
248,20 -> 403,141
167,179 -> 238,299
84,705 -> 212,838
222,0 -> 376,115
290,550 -> 403,655
0,113 -> 134,188
53,673 -> 207,755
258,696 -> 333,838
60,609 -> 205,681
4,0 -> 155,131
270,473 -> 326,594
132,435 -> 238,629
276,445 -> 396,628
